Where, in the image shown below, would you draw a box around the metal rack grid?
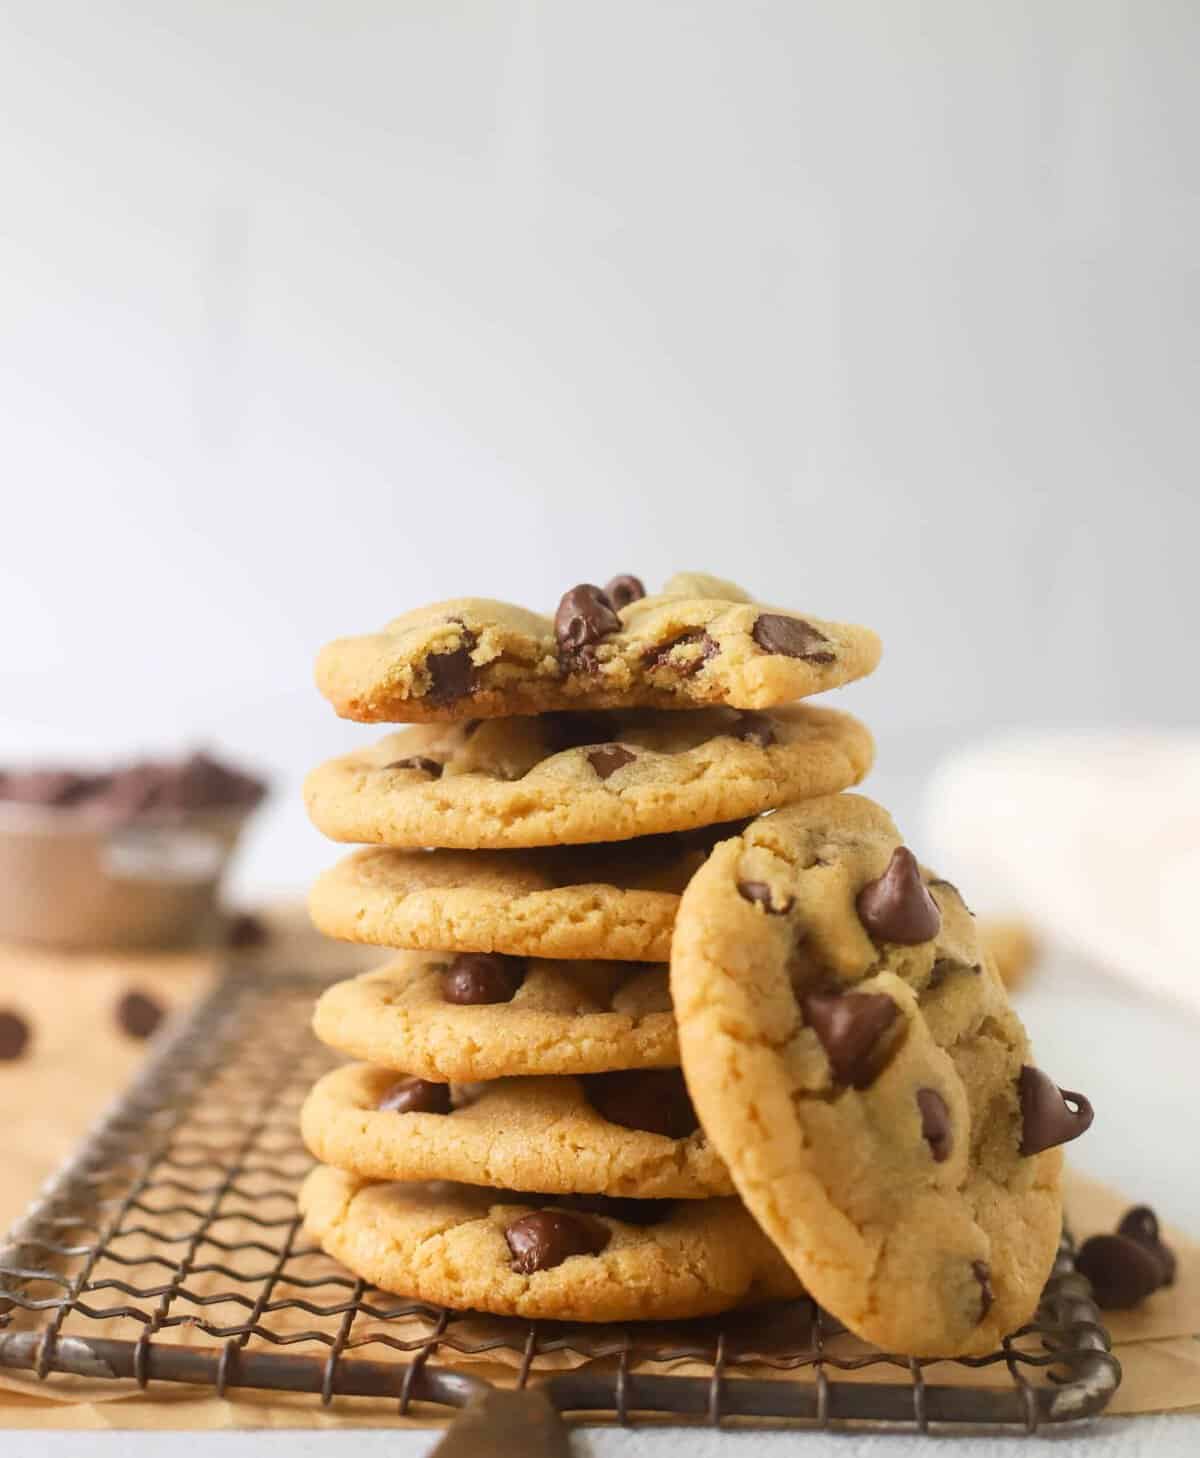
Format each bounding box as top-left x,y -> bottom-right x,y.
0,967 -> 1121,1433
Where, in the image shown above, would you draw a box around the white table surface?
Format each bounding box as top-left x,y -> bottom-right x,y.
17,952 -> 1200,1455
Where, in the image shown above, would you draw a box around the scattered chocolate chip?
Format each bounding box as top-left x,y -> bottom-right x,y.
737,880 -> 794,915
226,912 -> 269,949
643,630 -> 718,676
584,1070 -> 699,1140
116,991 -> 165,1040
505,1210 -> 610,1273
1077,1234 -> 1165,1309
856,848 -> 942,944
1118,1206 -> 1176,1286
801,990 -> 900,1089
442,953 -> 526,1005
555,585 -> 621,660
377,1077 -> 452,1115
384,756 -> 444,777
587,745 -> 636,780
973,1260 -> 994,1320
1017,1066 -> 1094,1156
0,1011 -> 30,1060
424,633 -> 476,703
751,614 -> 835,663
916,1088 -> 953,1162
733,712 -> 776,748
603,574 -> 646,610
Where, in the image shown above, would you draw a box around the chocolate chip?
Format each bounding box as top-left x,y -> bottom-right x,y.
1076,1234 -> 1165,1309
227,912 -> 268,949
0,769 -> 99,807
377,1077 -> 452,1115
751,614 -> 835,663
733,712 -> 776,748
116,991 -> 165,1040
643,630 -> 718,676
584,1070 -> 699,1140
801,990 -> 900,1089
384,756 -> 443,777
1017,1066 -> 1094,1156
587,745 -> 635,780
603,574 -> 646,610
505,1209 -> 610,1273
737,880 -> 794,915
442,953 -> 526,1005
1118,1205 -> 1176,1286
916,1088 -> 953,1162
856,848 -> 942,945
555,585 -> 621,660
424,639 -> 476,703
973,1260 -> 994,1320
0,1011 -> 30,1060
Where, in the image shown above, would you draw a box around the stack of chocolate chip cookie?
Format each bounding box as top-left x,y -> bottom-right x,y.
298,572 -> 878,1322
300,571 -> 1095,1353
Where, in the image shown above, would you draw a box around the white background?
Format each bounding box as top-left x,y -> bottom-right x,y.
1,0 -> 1197,903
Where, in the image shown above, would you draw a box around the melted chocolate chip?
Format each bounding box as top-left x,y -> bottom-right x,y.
751,614 -> 835,663
737,880 -> 794,915
116,991 -> 164,1040
505,1209 -> 610,1273
1077,1233 -> 1165,1309
1017,1066 -> 1094,1156
916,1088 -> 953,1162
801,990 -> 900,1089
0,1011 -> 30,1060
377,1077 -> 452,1115
856,848 -> 942,944
442,953 -> 526,1005
584,1069 -> 699,1140
555,585 -> 621,660
425,626 -> 477,703
1118,1205 -> 1176,1286
644,631 -> 718,676
587,745 -> 635,780
384,756 -> 444,777
227,912 -> 269,949
973,1260 -> 994,1320
733,712 -> 776,748
603,574 -> 646,610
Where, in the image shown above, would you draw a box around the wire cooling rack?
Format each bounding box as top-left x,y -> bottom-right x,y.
0,967 -> 1121,1434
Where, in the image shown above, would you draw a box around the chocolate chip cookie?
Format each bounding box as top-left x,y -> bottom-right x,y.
301,1063 -> 732,1198
669,794 -> 1093,1357
299,1165 -> 803,1321
309,824 -> 747,962
315,572 -> 881,723
312,953 -> 677,1079
304,704 -> 873,849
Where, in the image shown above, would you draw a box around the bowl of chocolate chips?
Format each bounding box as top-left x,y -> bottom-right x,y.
0,752 -> 267,949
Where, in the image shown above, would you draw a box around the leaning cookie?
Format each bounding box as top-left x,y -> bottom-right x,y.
312,953 -> 676,1079
315,572 -> 881,723
299,1165 -> 802,1322
309,825 -> 745,962
670,794 -> 1093,1358
301,1064 -> 733,1199
305,704 -> 873,850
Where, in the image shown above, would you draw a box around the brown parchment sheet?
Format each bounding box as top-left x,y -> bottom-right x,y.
0,927 -> 1196,1430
